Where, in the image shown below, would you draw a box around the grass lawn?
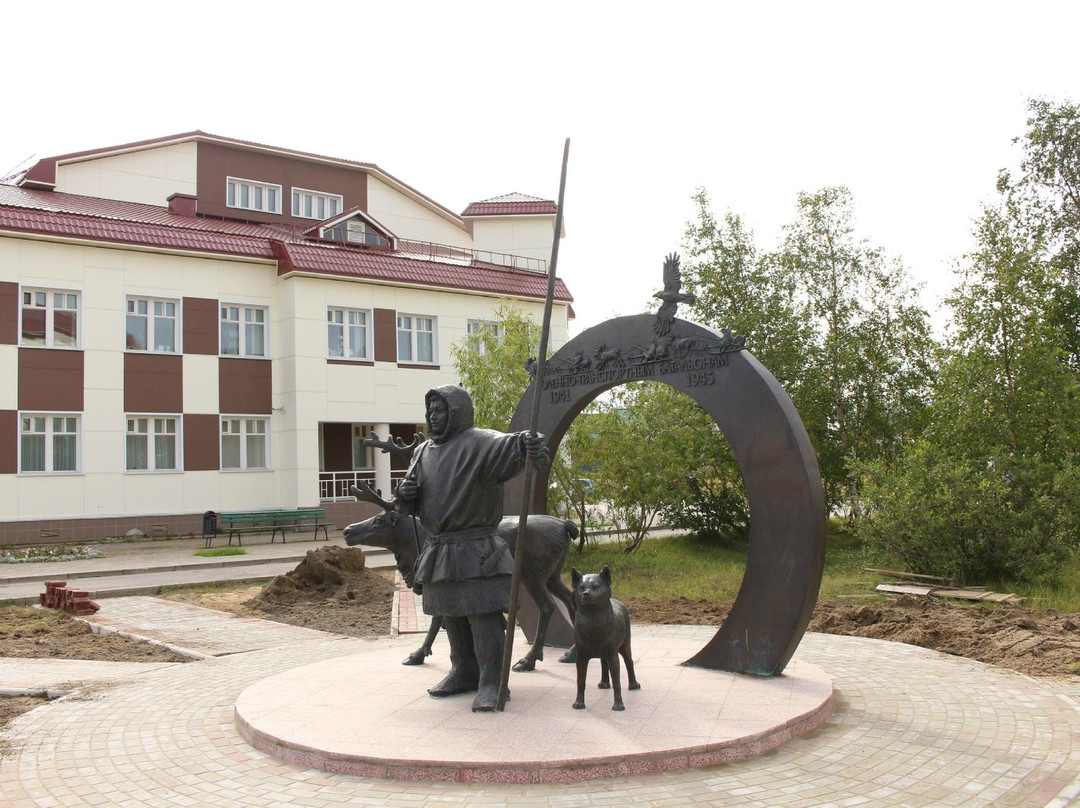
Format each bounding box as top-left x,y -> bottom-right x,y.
194,547 -> 247,558
565,526 -> 1080,612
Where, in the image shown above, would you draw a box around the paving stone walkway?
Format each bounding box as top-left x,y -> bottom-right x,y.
3,599 -> 1080,806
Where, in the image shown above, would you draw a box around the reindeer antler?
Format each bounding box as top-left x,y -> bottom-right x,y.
363,431 -> 423,461
350,480 -> 395,511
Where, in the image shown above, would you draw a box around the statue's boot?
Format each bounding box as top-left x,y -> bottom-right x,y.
428,616 -> 479,696
471,612 -> 506,712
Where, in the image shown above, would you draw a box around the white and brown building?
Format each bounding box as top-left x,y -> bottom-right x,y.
0,132 -> 572,544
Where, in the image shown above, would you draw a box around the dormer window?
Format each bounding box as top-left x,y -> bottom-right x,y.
314,208 -> 394,249
227,177 -> 281,214
292,188 -> 343,220
324,218 -> 389,247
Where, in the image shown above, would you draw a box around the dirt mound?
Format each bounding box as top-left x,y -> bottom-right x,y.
809,596 -> 1080,678
244,545 -> 395,637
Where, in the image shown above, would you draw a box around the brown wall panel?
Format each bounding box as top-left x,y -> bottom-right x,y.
196,142 -> 368,227
124,353 -> 183,412
183,297 -> 219,355
389,423 -> 423,471
184,413 -> 220,471
219,358 -> 272,414
0,282 -> 17,344
18,349 -> 84,411
374,308 -> 396,363
322,422 -> 353,471
0,410 -> 16,473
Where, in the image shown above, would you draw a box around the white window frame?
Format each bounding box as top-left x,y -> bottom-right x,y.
397,313 -> 438,365
220,416 -> 271,471
19,287 -> 81,349
18,412 -> 81,474
292,187 -> 343,221
467,319 -> 504,356
226,176 -> 282,215
125,296 -> 180,353
219,303 -> 269,358
327,307 -> 372,361
125,414 -> 181,473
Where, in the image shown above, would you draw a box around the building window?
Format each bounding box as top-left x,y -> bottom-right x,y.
20,414 -> 80,473
397,314 -> 436,364
20,288 -> 79,348
221,417 -> 269,470
327,308 -> 370,360
126,297 -> 178,352
126,416 -> 179,471
467,320 -> 504,356
293,188 -> 343,220
226,177 -> 281,214
220,305 -> 267,357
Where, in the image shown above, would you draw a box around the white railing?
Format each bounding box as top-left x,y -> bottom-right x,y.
319,470 -> 376,502
395,239 -> 547,273
319,470 -> 411,502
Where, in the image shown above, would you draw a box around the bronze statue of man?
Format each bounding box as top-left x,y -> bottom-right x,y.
396,384 -> 547,712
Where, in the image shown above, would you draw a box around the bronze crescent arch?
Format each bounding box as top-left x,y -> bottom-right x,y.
504,314 -> 826,675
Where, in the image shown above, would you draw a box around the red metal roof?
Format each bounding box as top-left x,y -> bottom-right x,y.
462,193 -> 558,217
273,241 -> 571,302
0,185 -> 572,303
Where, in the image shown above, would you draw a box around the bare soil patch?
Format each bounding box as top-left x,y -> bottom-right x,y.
625,595 -> 1080,680
0,606 -> 190,663
0,695 -> 46,737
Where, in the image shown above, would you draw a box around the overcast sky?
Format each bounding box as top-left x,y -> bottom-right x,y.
3,1 -> 1077,336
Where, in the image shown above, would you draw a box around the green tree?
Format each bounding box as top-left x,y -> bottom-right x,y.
683,187 -> 935,520
586,383 -> 737,551
683,189 -> 811,392
451,302 -> 596,536
858,100 -> 1080,581
449,303 -> 539,431
999,97 -> 1080,369
777,187 -> 935,515
999,97 -> 1080,283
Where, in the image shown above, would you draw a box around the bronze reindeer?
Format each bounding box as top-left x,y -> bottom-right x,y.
345,480 -> 576,673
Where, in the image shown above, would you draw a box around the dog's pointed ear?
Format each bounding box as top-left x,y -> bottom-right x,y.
571,567 -> 582,587
600,565 -> 612,586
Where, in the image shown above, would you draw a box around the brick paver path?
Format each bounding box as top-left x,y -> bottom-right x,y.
3,611 -> 1080,806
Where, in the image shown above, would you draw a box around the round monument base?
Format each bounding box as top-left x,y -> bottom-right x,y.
235,634 -> 832,784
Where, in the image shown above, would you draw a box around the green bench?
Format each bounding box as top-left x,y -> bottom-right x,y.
210,508 -> 333,548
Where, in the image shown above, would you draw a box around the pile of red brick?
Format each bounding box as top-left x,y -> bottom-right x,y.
40,581 -> 100,616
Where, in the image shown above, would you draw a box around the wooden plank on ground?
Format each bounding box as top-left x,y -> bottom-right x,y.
875,584 -> 1020,603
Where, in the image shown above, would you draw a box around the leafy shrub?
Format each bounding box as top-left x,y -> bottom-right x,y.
856,444 -> 1079,583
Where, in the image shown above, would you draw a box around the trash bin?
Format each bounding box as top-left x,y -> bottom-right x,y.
202,510 -> 217,537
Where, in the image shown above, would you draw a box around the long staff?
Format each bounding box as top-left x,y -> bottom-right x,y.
496,138 -> 570,711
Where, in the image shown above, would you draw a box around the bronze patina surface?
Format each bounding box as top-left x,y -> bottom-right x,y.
505,314 -> 825,676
